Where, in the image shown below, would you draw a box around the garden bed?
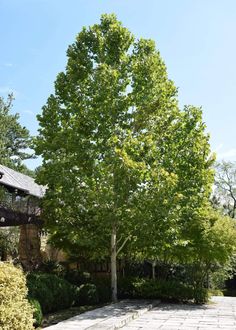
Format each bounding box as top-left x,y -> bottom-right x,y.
41,305 -> 102,328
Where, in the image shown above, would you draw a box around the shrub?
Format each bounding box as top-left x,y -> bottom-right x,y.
29,298 -> 43,327
93,277 -> 111,303
193,287 -> 209,304
76,283 -> 99,306
64,270 -> 91,286
208,289 -> 224,296
118,277 -> 209,304
27,272 -> 76,313
39,260 -> 66,275
0,262 -> 34,330
118,277 -> 137,299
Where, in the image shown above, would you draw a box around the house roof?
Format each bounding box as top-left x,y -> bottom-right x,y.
0,164 -> 46,198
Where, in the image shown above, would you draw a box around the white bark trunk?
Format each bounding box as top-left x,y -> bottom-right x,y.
152,260 -> 156,280
111,224 -> 117,302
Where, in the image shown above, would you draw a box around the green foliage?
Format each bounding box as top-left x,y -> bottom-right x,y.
64,269 -> 92,286
131,106 -> 215,260
214,161 -> 236,218
210,262 -> 235,290
27,272 -> 76,313
75,283 -> 99,306
119,277 -> 208,304
35,15 -> 214,247
118,276 -> 137,299
167,208 -> 236,292
0,226 -> 19,260
65,272 -> 109,305
93,277 -> 111,303
0,187 -> 20,260
208,289 -> 224,296
191,210 -> 235,267
35,14 -> 216,301
29,298 -> 43,327
203,210 -> 236,265
192,287 -> 209,304
39,260 -> 66,276
0,94 -> 33,172
34,13 -> 180,255
0,262 -> 34,330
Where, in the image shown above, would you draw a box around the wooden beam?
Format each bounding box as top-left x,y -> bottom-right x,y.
0,207 -> 42,227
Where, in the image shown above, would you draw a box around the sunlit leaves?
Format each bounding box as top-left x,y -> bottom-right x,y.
35,14 -> 215,268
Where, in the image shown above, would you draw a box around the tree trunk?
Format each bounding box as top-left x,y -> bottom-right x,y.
152,260 -> 156,280
111,223 -> 117,302
18,224 -> 42,271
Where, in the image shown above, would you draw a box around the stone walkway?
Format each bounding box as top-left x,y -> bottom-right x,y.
122,296 -> 236,330
44,300 -> 159,330
44,297 -> 236,330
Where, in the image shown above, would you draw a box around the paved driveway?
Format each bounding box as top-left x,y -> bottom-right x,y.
122,297 -> 236,330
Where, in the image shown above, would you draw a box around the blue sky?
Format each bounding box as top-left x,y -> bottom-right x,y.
0,0 -> 236,169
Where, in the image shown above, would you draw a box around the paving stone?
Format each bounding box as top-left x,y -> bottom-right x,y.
123,297 -> 236,330
44,300 -> 159,330
44,296 -> 236,330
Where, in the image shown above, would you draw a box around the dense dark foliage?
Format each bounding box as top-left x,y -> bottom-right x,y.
118,277 -> 208,304
27,273 -> 76,313
29,298 -> 43,327
75,284 -> 99,306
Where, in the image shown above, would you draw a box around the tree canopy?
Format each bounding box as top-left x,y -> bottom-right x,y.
213,161 -> 236,218
0,94 -> 33,174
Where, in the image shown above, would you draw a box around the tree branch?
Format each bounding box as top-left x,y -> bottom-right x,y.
117,235 -> 131,255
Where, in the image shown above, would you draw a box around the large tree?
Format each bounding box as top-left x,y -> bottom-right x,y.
35,14 -> 214,301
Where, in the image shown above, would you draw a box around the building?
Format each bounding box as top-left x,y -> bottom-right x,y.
0,164 -> 45,270
0,164 -> 45,226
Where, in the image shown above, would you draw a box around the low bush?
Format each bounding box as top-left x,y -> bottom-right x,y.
64,270 -> 91,287
75,283 -> 99,306
118,277 -> 209,304
0,262 -> 34,330
93,277 -> 111,303
27,272 -> 77,313
193,287 -> 209,304
208,289 -> 224,296
133,278 -> 194,302
118,277 -> 136,299
29,298 -> 43,327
